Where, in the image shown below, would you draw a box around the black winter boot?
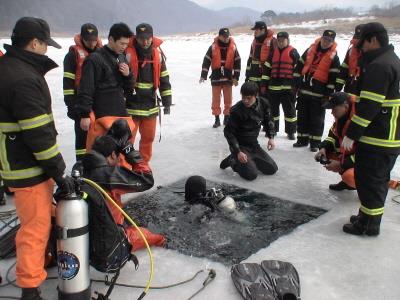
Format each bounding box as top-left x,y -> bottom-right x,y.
223,115 -> 229,126
287,133 -> 295,140
213,115 -> 221,128
343,213 -> 381,236
21,288 -> 45,300
293,136 -> 308,148
0,185 -> 5,206
220,155 -> 233,169
329,181 -> 356,191
309,141 -> 320,152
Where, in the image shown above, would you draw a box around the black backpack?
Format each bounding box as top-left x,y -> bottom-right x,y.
81,184 -> 136,273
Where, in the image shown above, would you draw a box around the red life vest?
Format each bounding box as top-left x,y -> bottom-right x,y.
211,36 -> 236,71
0,50 -> 3,57
252,29 -> 275,64
271,46 -> 295,79
348,39 -> 362,78
70,34 -> 103,87
126,37 -> 163,89
302,38 -> 337,84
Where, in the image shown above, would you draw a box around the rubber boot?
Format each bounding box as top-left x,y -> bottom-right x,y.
213,115 -> 221,128
220,154 -> 233,169
223,115 -> 229,126
329,181 -> 356,191
0,185 -> 5,206
21,288 -> 45,300
343,212 -> 381,236
309,141 -> 320,152
287,133 -> 295,140
293,137 -> 308,148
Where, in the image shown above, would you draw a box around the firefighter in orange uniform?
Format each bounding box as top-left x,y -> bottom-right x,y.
200,28 -> 241,127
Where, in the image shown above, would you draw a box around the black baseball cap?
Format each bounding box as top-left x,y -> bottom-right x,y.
81,23 -> 98,41
357,22 -> 387,48
322,92 -> 350,109
322,29 -> 336,40
12,17 -> 61,49
136,23 -> 153,39
219,28 -> 230,37
251,21 -> 267,30
277,31 -> 289,39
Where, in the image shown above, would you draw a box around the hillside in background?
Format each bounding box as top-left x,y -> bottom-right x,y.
0,0 -> 260,35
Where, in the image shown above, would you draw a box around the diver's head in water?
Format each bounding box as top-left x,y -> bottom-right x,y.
184,176 -> 236,213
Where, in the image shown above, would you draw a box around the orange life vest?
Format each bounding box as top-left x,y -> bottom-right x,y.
126,37 -> 163,89
348,39 -> 362,78
0,50 -> 3,57
70,34 -> 103,87
334,95 -> 356,160
271,46 -> 295,79
252,29 -> 275,64
302,38 -> 337,84
211,36 -> 236,71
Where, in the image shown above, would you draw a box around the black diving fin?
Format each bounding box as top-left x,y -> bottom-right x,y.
231,262 -> 277,300
260,260 -> 300,300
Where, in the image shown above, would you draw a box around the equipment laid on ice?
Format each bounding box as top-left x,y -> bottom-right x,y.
231,260 -> 300,300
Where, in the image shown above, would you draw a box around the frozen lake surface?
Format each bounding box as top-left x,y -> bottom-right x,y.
1,33 -> 400,300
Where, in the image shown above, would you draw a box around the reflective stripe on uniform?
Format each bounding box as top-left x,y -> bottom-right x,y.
161,70 -> 169,77
284,116 -> 297,122
0,166 -> 44,180
76,149 -> 86,156
18,114 -> 54,131
63,72 -> 76,80
360,90 -> 385,103
264,61 -> 271,68
351,115 -> 371,127
359,136 -> 400,147
33,144 -> 60,161
0,122 -> 21,133
127,107 -> 160,116
336,78 -> 346,85
63,89 -> 75,96
299,90 -> 323,98
273,116 -> 280,121
310,135 -> 322,141
161,89 -> 172,97
269,85 -> 292,91
297,133 -> 309,137
0,133 -> 10,170
249,77 -> 261,82
261,75 -> 270,80
360,205 -> 384,216
389,107 -> 399,140
136,82 -> 154,89
341,62 -> 349,68
325,136 -> 336,145
382,99 -> 400,107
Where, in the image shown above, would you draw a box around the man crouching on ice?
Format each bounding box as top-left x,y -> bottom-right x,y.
220,81 -> 278,180
82,119 -> 165,250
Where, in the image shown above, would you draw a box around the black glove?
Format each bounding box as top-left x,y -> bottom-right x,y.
122,144 -> 143,165
164,106 -> 170,115
54,175 -> 76,201
66,105 -> 78,120
106,119 -> 132,152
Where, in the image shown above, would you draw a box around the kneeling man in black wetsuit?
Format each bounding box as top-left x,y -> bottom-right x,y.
220,81 -> 278,180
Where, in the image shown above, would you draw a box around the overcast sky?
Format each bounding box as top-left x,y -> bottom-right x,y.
190,0 -> 390,13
